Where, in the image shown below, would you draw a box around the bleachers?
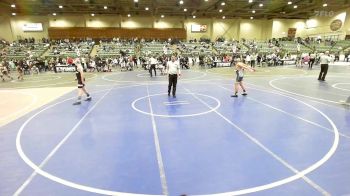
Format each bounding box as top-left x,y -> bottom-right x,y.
5,43 -> 49,59
308,42 -> 332,53
280,41 -> 311,54
46,41 -> 93,58
332,40 -> 350,52
141,42 -> 164,56
180,42 -> 213,56
214,42 -> 248,55
97,42 -> 134,58
254,41 -> 279,53
1,38 -> 349,62
280,40 -> 349,54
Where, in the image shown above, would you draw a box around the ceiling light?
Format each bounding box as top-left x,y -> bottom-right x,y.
323,3 -> 327,7
252,10 -> 255,13
294,5 -> 298,8
145,7 -> 149,10
134,0 -> 138,2
222,16 -> 225,19
221,2 -> 225,6
184,8 -> 187,12
127,14 -> 131,17
288,1 -> 292,4
161,15 -> 165,18
219,9 -> 223,12
193,15 -> 196,18
259,3 -> 263,7
11,4 -> 16,8
91,13 -> 95,16
12,13 -> 16,16
248,0 -> 253,3
205,0 -> 208,1
52,13 -> 57,16
104,6 -> 108,9
179,0 -> 184,5
59,5 -> 63,8
250,16 -> 254,19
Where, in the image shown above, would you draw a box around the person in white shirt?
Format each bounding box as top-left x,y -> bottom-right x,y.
81,57 -> 86,70
318,51 -> 331,81
297,43 -> 301,53
89,59 -> 96,72
232,43 -> 237,54
250,53 -> 257,68
149,56 -> 158,77
163,45 -> 167,55
166,55 -> 181,98
245,54 -> 251,65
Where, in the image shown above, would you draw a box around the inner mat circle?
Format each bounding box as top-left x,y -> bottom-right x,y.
132,93 -> 221,118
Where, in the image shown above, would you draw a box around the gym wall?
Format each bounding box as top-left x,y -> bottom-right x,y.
0,7 -> 349,42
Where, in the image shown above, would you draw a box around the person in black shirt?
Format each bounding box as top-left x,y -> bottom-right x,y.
73,59 -> 92,105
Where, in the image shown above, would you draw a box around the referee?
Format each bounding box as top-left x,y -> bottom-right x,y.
149,56 -> 157,77
318,51 -> 331,81
166,55 -> 181,98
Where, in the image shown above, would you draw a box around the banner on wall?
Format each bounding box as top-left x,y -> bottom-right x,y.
287,28 -> 297,38
191,25 -> 207,32
22,23 -> 43,32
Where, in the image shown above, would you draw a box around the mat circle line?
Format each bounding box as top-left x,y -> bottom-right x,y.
136,73 -> 166,78
132,92 -> 221,118
7,74 -> 98,89
332,83 -> 350,92
269,75 -> 350,104
11,76 -> 62,83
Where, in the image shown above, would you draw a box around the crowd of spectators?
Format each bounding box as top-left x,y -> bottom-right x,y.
0,36 -> 349,82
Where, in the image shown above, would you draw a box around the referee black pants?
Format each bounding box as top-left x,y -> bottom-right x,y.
149,64 -> 156,77
318,64 -> 328,81
168,74 -> 178,96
